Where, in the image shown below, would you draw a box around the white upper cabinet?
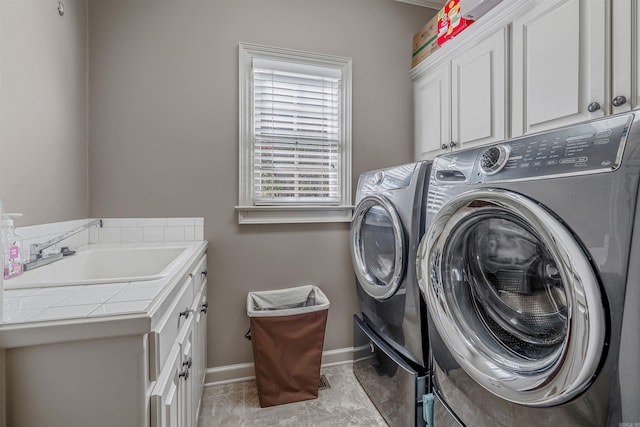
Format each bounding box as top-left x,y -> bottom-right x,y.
511,0 -> 607,137
451,27 -> 507,150
413,27 -> 508,160
611,0 -> 640,114
414,62 -> 451,159
413,0 -> 637,158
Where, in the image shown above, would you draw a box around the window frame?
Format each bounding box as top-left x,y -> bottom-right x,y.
237,42 -> 353,224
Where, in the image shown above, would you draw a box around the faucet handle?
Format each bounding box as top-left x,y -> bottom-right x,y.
60,246 -> 76,256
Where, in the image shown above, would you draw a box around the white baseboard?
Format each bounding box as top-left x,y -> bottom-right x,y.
204,347 -> 354,386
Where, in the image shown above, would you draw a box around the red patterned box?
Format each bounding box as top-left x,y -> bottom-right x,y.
437,0 -> 474,46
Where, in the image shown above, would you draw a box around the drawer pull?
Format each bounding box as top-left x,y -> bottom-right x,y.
179,308 -> 192,319
183,357 -> 193,369
201,301 -> 209,314
179,368 -> 189,380
201,270 -> 208,280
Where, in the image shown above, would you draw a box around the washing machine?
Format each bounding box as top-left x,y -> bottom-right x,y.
416,112 -> 640,426
350,161 -> 431,427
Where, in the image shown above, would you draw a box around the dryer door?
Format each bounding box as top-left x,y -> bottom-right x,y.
351,194 -> 405,300
417,189 -> 605,407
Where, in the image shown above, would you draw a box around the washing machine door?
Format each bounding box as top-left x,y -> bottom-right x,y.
351,194 -> 405,300
417,188 -> 605,407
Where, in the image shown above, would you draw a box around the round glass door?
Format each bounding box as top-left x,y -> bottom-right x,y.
350,194 -> 405,300
417,189 -> 605,407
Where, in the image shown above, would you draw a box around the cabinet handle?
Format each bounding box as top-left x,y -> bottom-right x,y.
183,357 -> 193,369
189,273 -> 194,279
440,143 -> 448,151
179,308 -> 192,319
449,141 -> 457,149
201,270 -> 208,280
201,301 -> 209,314
612,96 -> 627,107
179,368 -> 190,380
587,102 -> 601,112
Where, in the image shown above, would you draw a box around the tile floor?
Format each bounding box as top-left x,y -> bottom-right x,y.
197,363 -> 388,426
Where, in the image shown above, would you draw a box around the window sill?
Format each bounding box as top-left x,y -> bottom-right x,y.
235,205 -> 354,224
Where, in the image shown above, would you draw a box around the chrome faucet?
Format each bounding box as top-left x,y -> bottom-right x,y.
23,219 -> 103,271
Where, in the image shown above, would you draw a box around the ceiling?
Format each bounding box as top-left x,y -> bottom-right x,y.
396,0 -> 446,9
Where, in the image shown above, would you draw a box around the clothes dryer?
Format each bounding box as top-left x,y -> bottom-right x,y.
350,161 -> 431,427
417,112 -> 640,426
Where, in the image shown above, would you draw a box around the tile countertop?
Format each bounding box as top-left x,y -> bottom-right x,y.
0,240 -> 208,349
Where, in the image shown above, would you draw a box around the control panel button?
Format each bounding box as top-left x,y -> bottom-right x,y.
559,158 -> 576,164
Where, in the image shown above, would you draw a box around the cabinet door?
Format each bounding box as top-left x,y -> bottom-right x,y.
612,0 -> 640,113
512,0 -> 607,136
178,315 -> 195,427
414,61 -> 451,160
191,285 -> 208,425
151,345 -> 182,427
451,27 -> 507,150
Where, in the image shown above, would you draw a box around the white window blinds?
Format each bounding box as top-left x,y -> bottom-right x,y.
252,58 -> 342,205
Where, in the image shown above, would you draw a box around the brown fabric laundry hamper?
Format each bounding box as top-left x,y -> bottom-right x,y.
247,285 -> 330,408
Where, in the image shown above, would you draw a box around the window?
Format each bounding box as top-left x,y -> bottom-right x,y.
237,43 -> 353,224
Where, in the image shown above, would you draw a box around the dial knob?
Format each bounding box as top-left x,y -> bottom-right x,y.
479,145 -> 510,175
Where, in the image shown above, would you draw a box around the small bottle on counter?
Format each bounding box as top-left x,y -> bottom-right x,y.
0,203 -> 4,322
1,213 -> 24,280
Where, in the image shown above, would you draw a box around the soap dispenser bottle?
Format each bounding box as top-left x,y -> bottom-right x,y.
0,203 -> 3,323
2,213 -> 23,279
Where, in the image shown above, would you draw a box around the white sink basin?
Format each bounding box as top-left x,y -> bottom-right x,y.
4,246 -> 188,289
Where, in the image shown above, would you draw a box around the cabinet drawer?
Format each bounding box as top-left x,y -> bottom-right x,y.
149,275 -> 196,381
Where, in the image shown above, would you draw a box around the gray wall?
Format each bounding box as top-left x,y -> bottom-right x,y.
3,0 -> 434,370
0,0 -> 89,225
89,0 -> 432,369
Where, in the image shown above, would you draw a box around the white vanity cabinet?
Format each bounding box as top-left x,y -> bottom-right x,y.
412,25 -> 509,160
151,255 -> 208,427
0,247 -> 208,427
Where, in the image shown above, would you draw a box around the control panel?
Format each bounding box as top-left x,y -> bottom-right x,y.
475,113 -> 634,182
358,162 -> 416,196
